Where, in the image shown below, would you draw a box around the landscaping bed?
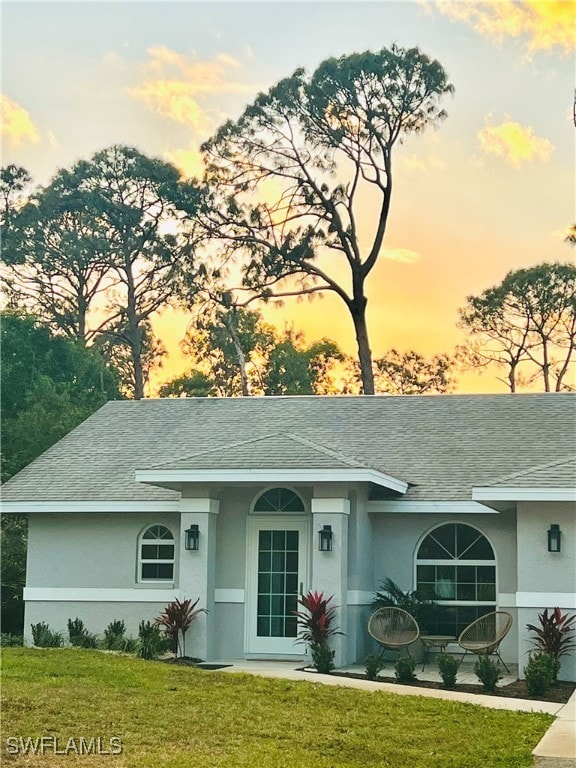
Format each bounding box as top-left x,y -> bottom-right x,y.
316,670 -> 576,704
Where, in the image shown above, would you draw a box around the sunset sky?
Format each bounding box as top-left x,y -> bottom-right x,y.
2,0 -> 574,393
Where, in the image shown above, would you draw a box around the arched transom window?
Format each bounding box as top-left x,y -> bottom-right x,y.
416,523 -> 496,637
253,488 -> 305,513
139,525 -> 175,582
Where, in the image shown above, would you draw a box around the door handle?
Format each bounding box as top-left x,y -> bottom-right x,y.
299,581 -> 304,597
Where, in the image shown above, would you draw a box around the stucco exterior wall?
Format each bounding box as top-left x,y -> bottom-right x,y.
212,603 -> 245,658
516,501 -> 576,681
516,502 -> 575,593
24,494 -> 573,672
347,487 -> 373,592
27,513 -> 180,588
24,601 -> 167,646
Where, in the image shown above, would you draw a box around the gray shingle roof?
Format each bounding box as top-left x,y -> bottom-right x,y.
149,433 -> 375,471
2,393 -> 575,503
484,456 -> 576,488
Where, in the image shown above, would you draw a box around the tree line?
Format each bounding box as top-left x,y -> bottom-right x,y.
1,44 -> 573,414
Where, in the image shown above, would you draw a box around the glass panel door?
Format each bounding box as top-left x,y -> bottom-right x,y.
256,529 -> 299,639
246,518 -> 308,654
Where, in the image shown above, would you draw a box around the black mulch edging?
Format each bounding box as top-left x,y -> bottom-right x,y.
302,669 -> 575,704
162,657 -> 233,670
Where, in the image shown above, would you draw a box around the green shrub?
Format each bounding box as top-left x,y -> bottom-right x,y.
103,620 -> 127,650
523,653 -> 558,697
67,617 -> 85,645
67,617 -> 97,648
364,652 -> 385,680
121,636 -> 138,653
437,652 -> 458,689
311,641 -> 335,674
394,654 -> 417,683
31,622 -> 63,648
137,621 -> 168,660
474,656 -> 502,692
0,633 -> 24,647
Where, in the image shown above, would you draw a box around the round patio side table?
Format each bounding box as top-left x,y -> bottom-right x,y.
420,635 -> 456,671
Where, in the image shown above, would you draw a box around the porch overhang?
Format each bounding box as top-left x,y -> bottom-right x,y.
472,485 -> 576,512
472,486 -> 576,503
135,468 -> 408,494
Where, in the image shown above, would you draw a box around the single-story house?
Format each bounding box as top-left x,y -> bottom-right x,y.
2,394 -> 575,678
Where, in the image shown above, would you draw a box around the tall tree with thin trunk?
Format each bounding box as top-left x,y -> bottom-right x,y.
201,45 -> 453,394
64,145 -> 200,398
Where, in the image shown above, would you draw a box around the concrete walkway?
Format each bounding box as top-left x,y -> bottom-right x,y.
204,659 -> 575,762
532,687 -> 576,764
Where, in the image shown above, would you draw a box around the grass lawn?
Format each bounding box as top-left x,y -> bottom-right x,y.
1,649 -> 552,768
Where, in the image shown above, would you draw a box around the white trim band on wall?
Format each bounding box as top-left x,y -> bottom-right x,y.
24,588 -> 248,604
214,589 -> 244,603
346,591 -> 374,605
515,592 -> 576,609
23,588 -> 185,602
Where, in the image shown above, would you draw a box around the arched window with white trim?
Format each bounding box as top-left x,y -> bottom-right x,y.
139,525 -> 175,582
416,523 -> 496,637
253,488 -> 305,513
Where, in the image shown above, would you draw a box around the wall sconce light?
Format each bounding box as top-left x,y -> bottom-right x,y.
547,524 -> 561,553
318,525 -> 333,552
185,524 -> 199,551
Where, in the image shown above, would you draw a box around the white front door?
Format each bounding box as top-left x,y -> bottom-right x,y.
246,517 -> 309,655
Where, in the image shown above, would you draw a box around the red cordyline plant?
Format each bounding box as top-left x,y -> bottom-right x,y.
526,607 -> 576,659
155,597 -> 206,658
294,591 -> 342,645
294,591 -> 343,673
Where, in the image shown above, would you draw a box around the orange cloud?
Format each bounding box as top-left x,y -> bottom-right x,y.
131,47 -> 255,131
164,142 -> 204,179
0,94 -> 40,147
478,117 -> 554,167
427,0 -> 575,55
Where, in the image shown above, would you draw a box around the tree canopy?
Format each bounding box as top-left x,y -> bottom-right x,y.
458,262 -> 576,392
161,306 -> 344,397
374,349 -> 455,395
1,313 -> 121,481
200,45 -> 454,395
1,147 -> 201,398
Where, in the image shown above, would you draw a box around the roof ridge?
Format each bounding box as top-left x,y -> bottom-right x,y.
148,433 -> 284,469
491,455 -> 575,485
285,433 -> 370,469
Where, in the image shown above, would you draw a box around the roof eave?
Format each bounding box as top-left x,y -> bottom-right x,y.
472,486 -> 576,503
135,468 -> 408,494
